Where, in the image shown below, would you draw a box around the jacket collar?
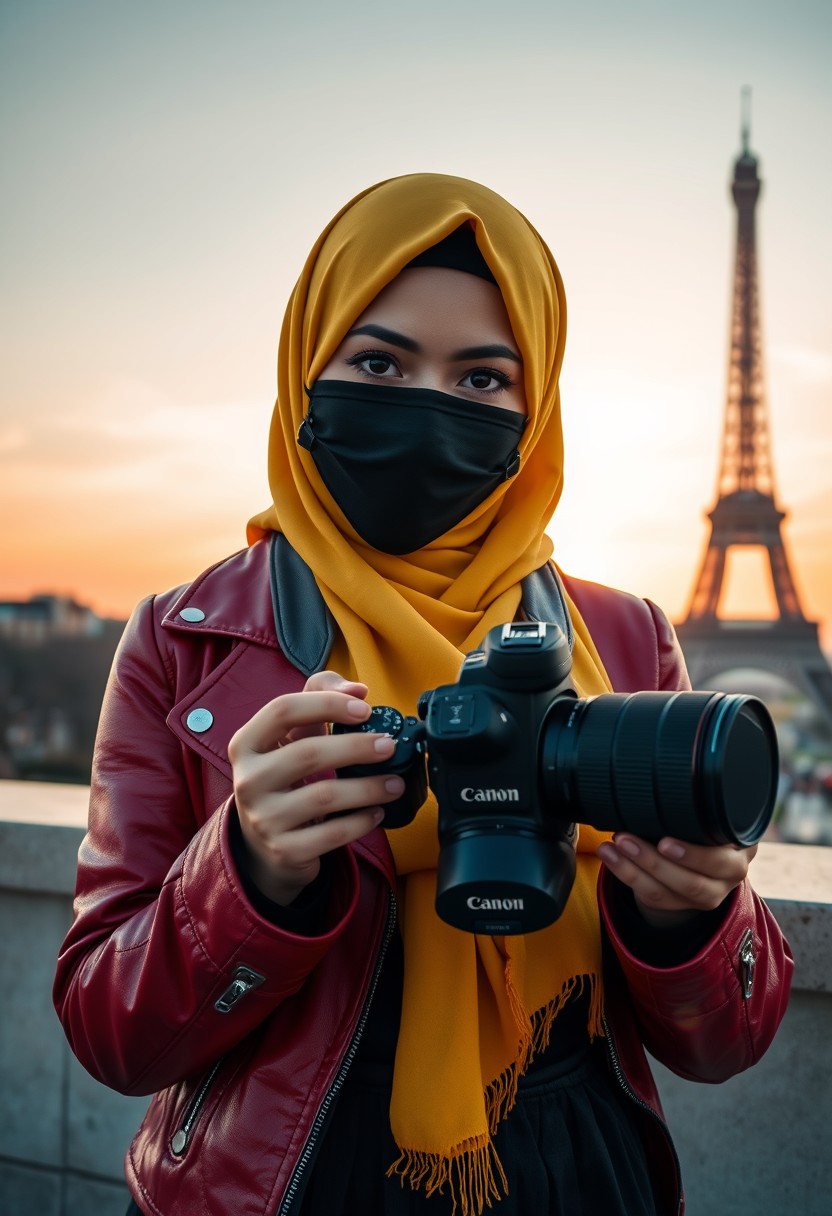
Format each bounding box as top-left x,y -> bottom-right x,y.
160,540 -> 279,648
159,534 -> 573,672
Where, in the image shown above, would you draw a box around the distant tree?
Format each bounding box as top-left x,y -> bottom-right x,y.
0,620 -> 125,784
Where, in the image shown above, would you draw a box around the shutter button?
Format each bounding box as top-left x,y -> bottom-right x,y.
186,708 -> 214,733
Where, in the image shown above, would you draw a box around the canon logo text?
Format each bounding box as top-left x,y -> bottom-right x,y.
466,896 -> 525,911
460,787 -> 519,803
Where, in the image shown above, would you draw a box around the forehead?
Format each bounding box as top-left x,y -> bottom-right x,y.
352,266 -> 516,341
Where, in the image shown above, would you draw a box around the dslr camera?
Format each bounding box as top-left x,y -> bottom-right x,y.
335,621 -> 777,935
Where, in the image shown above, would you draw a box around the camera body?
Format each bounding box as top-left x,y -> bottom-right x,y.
424,621 -> 580,934
339,705 -> 429,829
336,621 -> 778,935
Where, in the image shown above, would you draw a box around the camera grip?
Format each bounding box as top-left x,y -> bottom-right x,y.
332,707 -> 428,828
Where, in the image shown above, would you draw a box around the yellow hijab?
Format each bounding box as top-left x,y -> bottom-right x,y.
249,174 -> 612,1214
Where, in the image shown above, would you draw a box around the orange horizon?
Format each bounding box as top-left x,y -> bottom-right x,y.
3,523 -> 830,655
2,8 -> 829,667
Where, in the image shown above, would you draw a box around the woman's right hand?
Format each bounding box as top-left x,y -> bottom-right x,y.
228,671 -> 403,906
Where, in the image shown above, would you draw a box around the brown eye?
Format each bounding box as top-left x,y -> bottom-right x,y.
366,357 -> 394,375
346,351 -> 402,379
469,371 -> 495,390
459,368 -> 513,394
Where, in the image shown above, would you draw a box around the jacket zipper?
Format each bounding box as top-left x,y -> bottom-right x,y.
169,964 -> 267,1155
738,928 -> 756,999
276,889 -> 398,1215
170,1055 -> 225,1156
214,964 -> 266,1013
602,1015 -> 684,1216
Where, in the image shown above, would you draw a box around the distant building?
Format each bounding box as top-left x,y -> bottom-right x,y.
0,595 -> 104,643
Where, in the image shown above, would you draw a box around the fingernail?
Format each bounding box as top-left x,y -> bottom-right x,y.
373,809 -> 385,824
374,734 -> 395,753
659,841 -> 686,860
347,699 -> 370,718
597,844 -> 619,866
384,777 -> 405,794
616,838 -> 640,858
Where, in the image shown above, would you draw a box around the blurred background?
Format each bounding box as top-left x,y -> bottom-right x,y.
1,0 -> 831,839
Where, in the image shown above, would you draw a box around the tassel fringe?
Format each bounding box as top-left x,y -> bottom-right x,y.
388,1135 -> 508,1216
389,971 -> 604,1216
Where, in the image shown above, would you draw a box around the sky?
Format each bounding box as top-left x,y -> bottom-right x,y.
2,0 -> 831,647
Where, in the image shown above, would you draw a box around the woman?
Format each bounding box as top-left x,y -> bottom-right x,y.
54,174 -> 792,1216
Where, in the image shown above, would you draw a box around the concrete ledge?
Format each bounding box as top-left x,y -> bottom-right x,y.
745,842 -> 831,992
1,781 -> 830,1216
0,781 -> 89,896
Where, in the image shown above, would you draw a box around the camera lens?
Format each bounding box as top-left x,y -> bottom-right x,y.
541,691 -> 778,846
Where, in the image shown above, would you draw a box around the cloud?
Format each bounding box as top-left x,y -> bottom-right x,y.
0,379 -> 267,494
770,345 -> 832,384
0,425 -> 28,456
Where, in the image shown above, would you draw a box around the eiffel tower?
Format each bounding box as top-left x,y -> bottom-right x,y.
675,99 -> 832,724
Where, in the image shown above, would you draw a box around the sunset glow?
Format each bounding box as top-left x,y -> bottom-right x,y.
2,2 -> 830,648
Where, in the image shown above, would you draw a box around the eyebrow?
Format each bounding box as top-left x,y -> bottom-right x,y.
346,324 -> 421,353
346,325 -> 522,365
451,343 -> 522,365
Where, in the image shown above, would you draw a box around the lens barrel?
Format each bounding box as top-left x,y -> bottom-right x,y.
435,831 -> 578,935
542,691 -> 778,846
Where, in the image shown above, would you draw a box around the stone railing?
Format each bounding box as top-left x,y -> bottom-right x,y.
0,781 -> 829,1216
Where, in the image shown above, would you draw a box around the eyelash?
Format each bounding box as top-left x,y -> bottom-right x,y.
345,349 -> 516,394
462,367 -> 516,394
346,349 -> 401,378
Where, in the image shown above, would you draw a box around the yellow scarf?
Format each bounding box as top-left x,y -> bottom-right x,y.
248,174 -> 612,1213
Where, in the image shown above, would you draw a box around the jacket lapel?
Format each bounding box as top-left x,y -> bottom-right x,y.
159,541 -> 307,781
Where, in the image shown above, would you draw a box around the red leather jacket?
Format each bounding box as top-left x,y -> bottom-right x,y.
53,541 -> 793,1216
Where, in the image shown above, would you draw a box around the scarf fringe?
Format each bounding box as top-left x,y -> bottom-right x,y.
488,966 -> 604,1131
390,971 -> 604,1216
528,970 -> 605,1058
387,1135 -> 508,1216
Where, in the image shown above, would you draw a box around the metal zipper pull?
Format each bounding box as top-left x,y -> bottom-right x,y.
170,1057 -> 224,1156
214,965 -> 265,1013
739,928 -> 755,999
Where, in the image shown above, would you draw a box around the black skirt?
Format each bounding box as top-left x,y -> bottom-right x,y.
297,1040 -> 659,1216
123,1043 -> 658,1216
125,937 -> 662,1216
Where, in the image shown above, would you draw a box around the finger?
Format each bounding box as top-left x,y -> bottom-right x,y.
303,670 -> 369,697
597,839 -> 735,912
616,835 -> 755,884
229,687 -> 371,758
289,671 -> 372,742
256,803 -> 389,875
243,728 -> 398,794
653,837 -> 756,881
244,771 -> 406,841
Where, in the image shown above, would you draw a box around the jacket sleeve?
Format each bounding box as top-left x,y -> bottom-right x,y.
599,871 -> 794,1082
579,583 -> 793,1080
646,598 -> 691,693
53,596 -> 361,1097
560,573 -> 692,694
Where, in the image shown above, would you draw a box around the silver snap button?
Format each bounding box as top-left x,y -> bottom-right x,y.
179,607 -> 206,623
186,708 -> 214,733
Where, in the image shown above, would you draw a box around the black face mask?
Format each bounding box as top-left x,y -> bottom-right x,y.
297,380 -> 526,554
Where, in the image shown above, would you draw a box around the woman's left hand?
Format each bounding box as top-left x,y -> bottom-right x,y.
597,834 -> 758,929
